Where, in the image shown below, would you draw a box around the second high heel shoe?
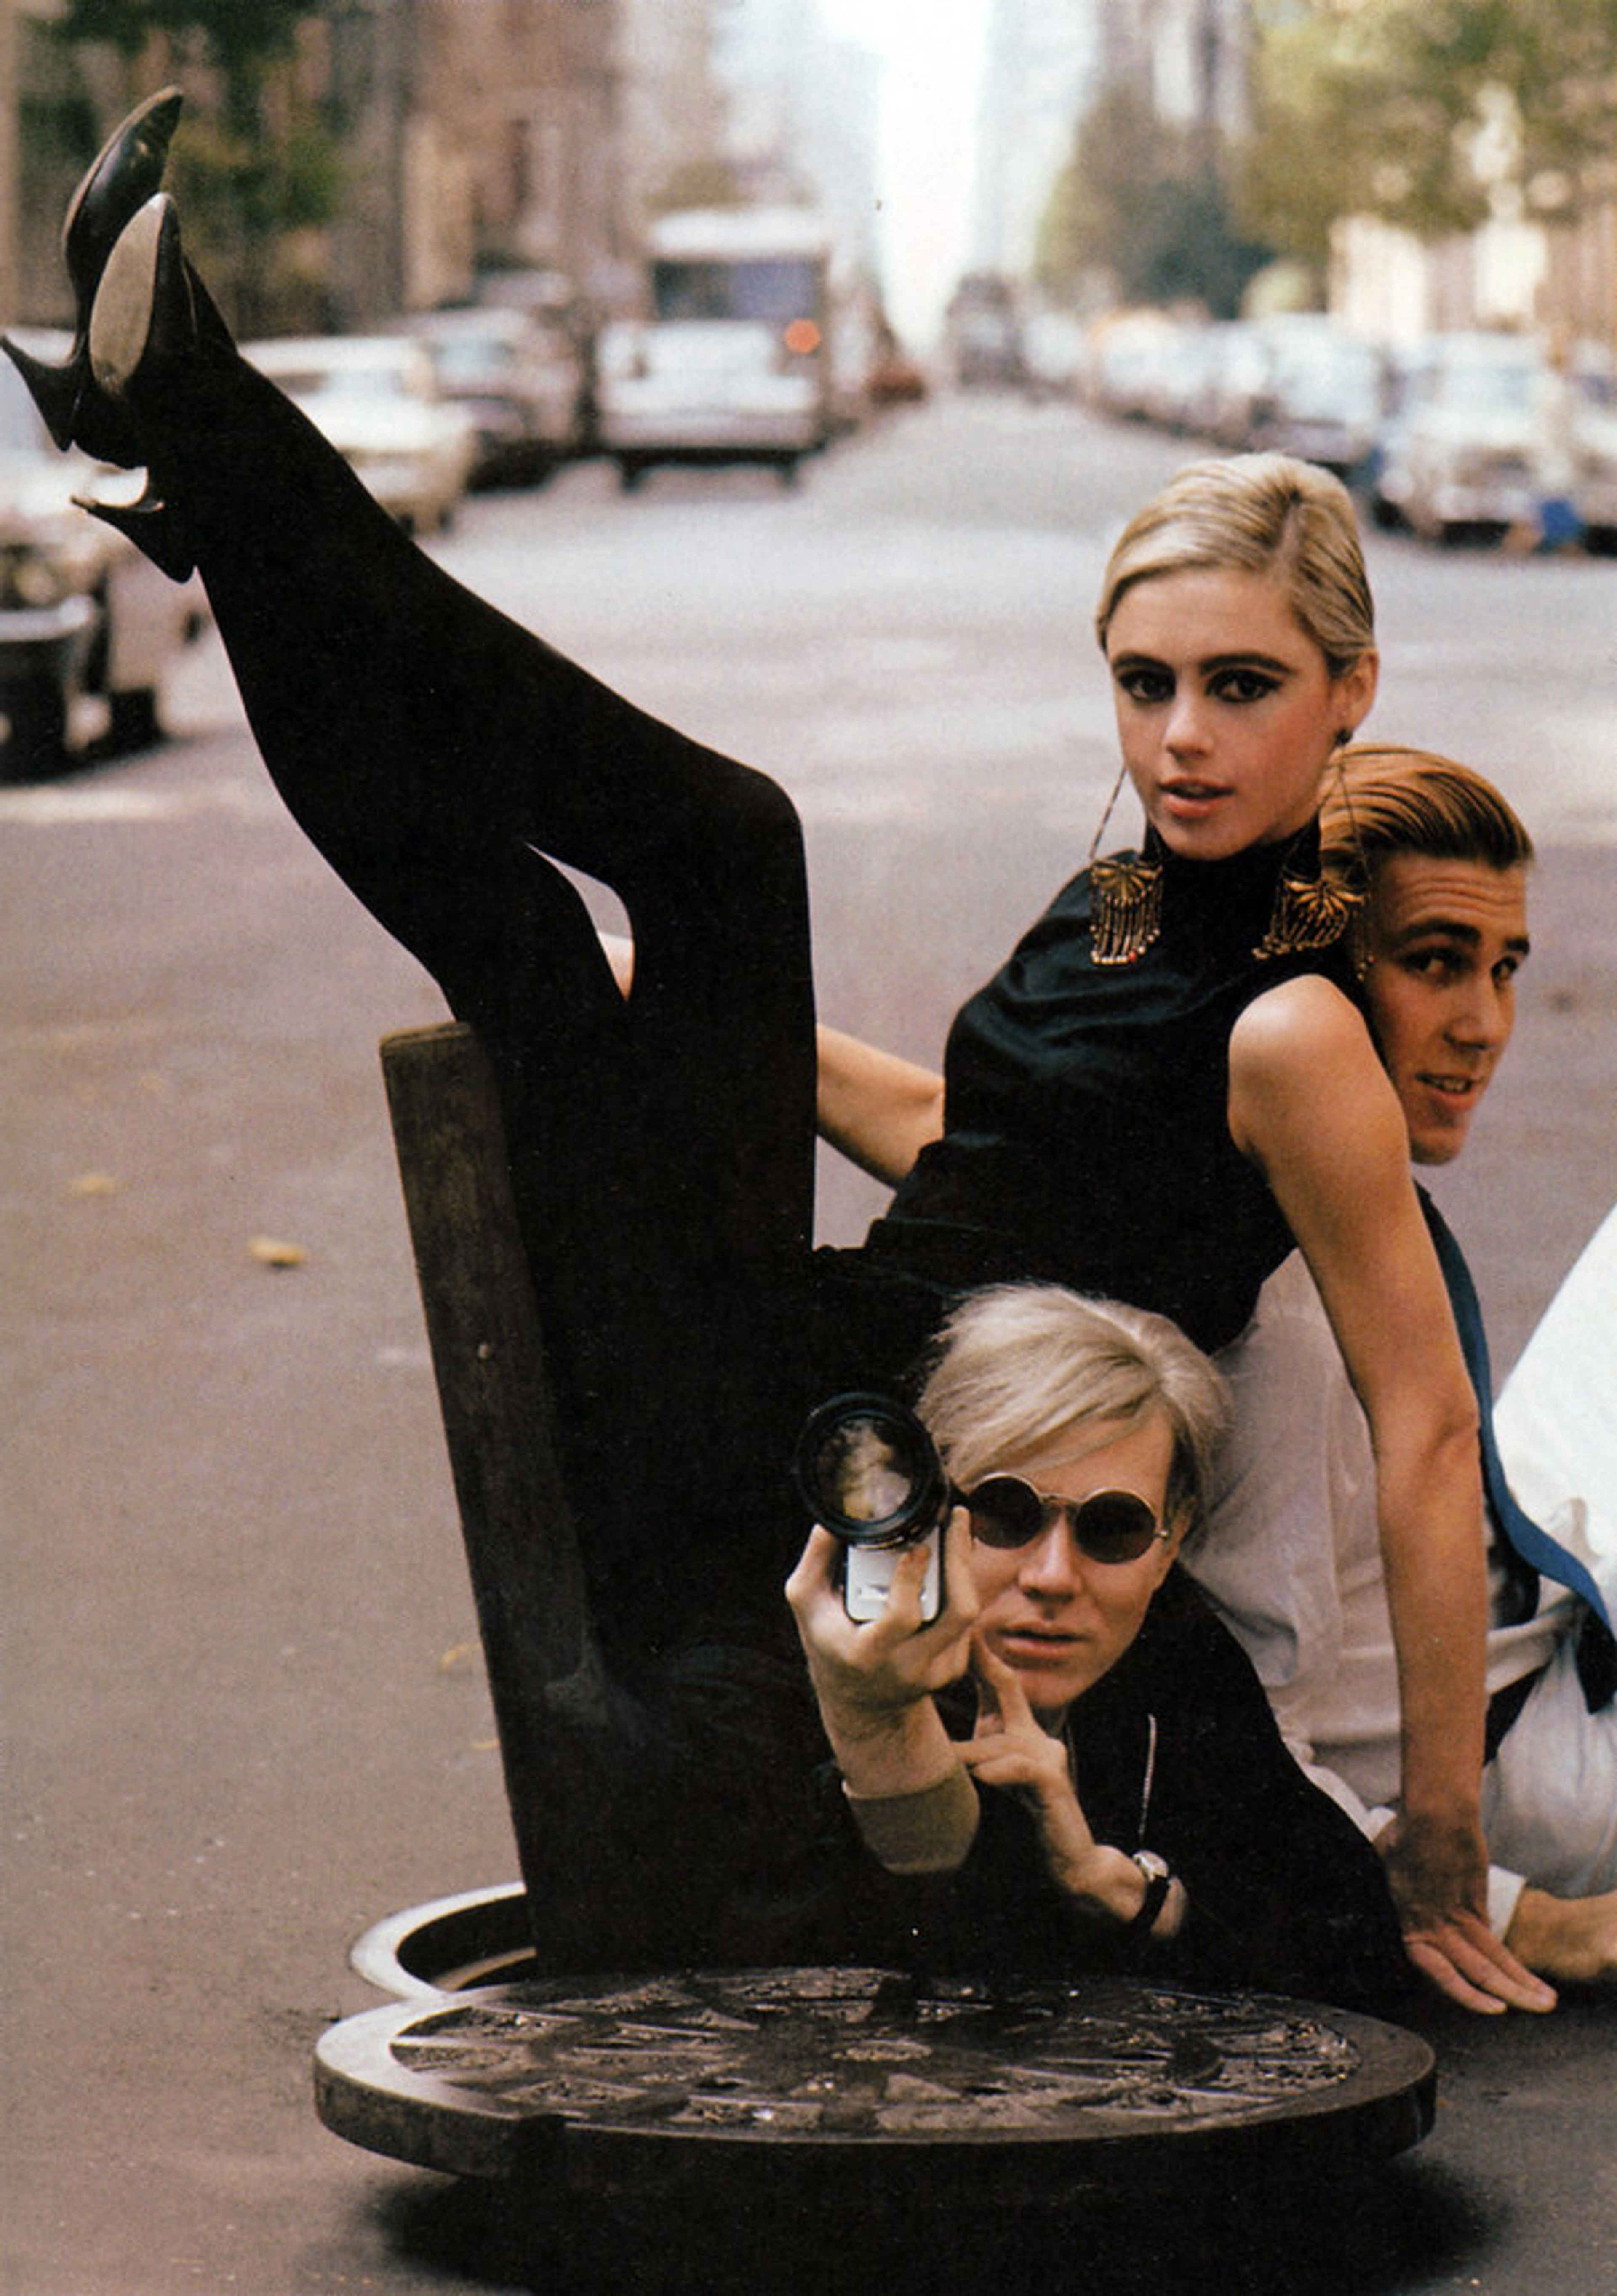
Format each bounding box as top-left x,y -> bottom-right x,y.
69,194 -> 199,581
2,85 -> 182,459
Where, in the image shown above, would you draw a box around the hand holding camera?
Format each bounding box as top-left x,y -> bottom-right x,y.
785,1394 -> 980,1801
791,1392 -> 952,1621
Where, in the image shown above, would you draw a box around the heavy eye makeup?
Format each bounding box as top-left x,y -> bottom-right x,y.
1110,658 -> 1287,706
1207,665 -> 1283,703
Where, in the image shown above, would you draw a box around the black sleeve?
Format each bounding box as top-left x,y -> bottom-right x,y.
1140,1587 -> 1414,2015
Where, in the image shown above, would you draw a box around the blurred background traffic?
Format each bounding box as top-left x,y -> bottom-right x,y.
2,0 -> 1613,779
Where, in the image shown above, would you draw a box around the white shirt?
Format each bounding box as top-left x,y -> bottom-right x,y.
1183,1245 -> 1593,1885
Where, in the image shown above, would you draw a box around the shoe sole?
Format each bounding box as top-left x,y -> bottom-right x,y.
88,194 -> 172,397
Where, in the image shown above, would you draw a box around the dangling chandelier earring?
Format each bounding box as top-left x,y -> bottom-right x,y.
1252,733 -> 1365,962
1251,850 -> 1362,960
1088,759 -> 1162,966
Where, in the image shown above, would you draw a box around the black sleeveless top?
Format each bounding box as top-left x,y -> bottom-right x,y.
859,827 -> 1362,1355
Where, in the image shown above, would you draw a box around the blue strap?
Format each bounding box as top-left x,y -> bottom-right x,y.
1421,1190 -> 1615,1712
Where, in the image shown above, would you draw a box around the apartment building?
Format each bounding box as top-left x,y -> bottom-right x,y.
2,0 -> 727,331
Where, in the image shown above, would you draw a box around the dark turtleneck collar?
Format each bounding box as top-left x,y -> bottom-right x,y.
1151,815 -> 1323,919
1116,816 -> 1338,974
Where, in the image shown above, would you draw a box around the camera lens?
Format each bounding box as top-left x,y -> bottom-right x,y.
792,1393 -> 947,1549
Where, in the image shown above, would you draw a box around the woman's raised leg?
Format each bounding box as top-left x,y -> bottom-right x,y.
19,140 -> 822,1650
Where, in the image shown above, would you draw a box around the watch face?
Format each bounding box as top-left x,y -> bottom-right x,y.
1133,1850 -> 1170,1883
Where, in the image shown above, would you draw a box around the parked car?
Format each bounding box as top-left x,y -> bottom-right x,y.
1364,341 -> 1446,527
1020,310 -> 1088,402
1244,325 -> 1387,479
1086,313 -> 1181,423
1200,321 -> 1279,447
1573,411 -> 1617,549
1132,320 -> 1220,435
1,333 -> 206,776
944,273 -> 1026,391
594,318 -> 825,489
1573,404 -> 1617,552
1389,334 -> 1553,543
393,306 -> 586,486
1568,345 -> 1617,553
243,336 -> 478,533
865,343 -> 930,408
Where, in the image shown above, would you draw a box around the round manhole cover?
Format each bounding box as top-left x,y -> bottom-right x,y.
317,1965 -> 1433,2199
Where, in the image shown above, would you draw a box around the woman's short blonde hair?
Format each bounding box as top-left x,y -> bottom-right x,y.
916,1284 -> 1230,1531
1094,452 -> 1375,676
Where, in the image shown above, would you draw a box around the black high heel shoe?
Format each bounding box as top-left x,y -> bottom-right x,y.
69,194 -> 198,581
2,85 -> 182,459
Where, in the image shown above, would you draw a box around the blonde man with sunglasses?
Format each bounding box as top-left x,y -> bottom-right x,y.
787,1284 -> 1411,2013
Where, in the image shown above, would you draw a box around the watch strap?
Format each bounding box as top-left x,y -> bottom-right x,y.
1128,1851 -> 1171,1934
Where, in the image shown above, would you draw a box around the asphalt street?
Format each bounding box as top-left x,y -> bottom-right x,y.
3,392 -> 1614,2294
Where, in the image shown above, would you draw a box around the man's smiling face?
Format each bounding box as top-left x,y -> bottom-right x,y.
1362,853 -> 1530,1164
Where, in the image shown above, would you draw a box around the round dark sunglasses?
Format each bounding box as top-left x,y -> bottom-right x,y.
962,1478 -> 1166,1565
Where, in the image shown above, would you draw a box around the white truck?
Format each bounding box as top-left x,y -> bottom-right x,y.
596,207 -> 841,490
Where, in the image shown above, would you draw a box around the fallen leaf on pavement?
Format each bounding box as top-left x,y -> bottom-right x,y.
248,1234 -> 307,1268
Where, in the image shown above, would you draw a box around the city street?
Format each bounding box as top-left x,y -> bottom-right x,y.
3,390 -> 1614,2295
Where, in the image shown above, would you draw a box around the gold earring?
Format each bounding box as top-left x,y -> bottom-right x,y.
1091,846 -> 1163,964
1253,854 -> 1362,961
1086,761 -> 1162,965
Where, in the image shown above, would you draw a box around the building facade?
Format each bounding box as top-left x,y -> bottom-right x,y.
2,0 -> 732,333
971,0 -> 1099,280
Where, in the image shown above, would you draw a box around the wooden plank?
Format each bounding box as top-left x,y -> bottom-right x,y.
380,1023 -> 615,1965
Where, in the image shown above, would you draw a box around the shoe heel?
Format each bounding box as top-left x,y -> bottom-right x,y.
1,333 -> 84,449
72,482 -> 194,583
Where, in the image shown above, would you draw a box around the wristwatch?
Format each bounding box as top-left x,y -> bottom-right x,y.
1128,1849 -> 1172,1934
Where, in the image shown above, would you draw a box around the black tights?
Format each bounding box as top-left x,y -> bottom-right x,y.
148,347 -> 830,1654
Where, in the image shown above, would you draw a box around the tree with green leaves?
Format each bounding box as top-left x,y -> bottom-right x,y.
1236,0 -> 1617,270
1037,81 -> 1273,317
56,0 -> 346,330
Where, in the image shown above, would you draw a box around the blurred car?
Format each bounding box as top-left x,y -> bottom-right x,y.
1390,334 -> 1553,543
1136,321 -> 1223,435
865,344 -> 929,407
1,333 -> 206,776
243,336 -> 477,533
944,274 -> 1026,390
1364,341 -> 1446,527
1200,321 -> 1278,447
1244,326 -> 1387,479
594,319 -> 825,489
393,306 -> 586,486
1574,409 -> 1617,551
1087,313 -> 1181,422
1570,346 -> 1617,553
1020,309 -> 1088,402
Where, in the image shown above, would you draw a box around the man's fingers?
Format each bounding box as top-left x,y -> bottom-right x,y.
1404,1915 -> 1557,2015
784,1525 -> 842,1617
959,1740 -> 1035,1787
971,1637 -> 1034,1722
1433,1910 -> 1558,2009
1402,1937 -> 1509,2015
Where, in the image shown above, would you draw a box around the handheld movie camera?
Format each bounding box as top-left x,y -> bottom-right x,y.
792,1392 -> 947,1622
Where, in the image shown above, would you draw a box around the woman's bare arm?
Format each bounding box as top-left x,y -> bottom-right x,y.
1229,975 -> 1554,2014
816,1025 -> 945,1187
